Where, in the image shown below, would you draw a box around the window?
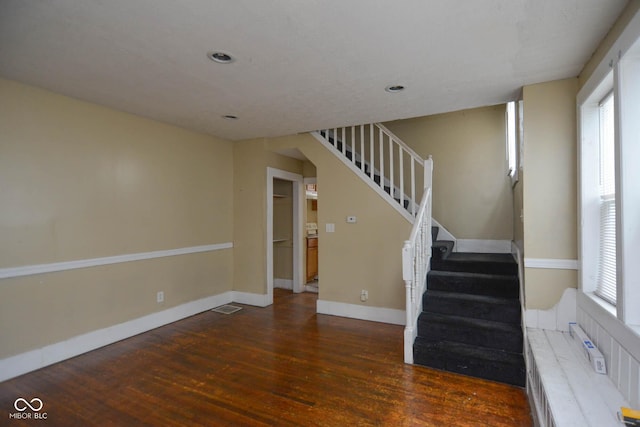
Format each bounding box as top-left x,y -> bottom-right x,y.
579,21 -> 640,326
506,101 -> 518,184
595,93 -> 616,305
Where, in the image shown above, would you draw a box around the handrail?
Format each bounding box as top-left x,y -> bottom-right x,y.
401,156 -> 433,364
314,123 -> 426,220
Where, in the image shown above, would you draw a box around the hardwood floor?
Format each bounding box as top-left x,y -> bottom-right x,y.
0,289 -> 532,426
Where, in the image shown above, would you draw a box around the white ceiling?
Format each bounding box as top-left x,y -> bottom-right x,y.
0,0 -> 627,141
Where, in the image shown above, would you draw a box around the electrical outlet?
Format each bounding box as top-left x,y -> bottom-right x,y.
360,289 -> 368,302
157,291 -> 164,303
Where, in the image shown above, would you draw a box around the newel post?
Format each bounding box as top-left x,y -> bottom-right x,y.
402,240 -> 413,325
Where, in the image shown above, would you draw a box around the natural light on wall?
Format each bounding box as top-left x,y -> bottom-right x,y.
506,101 -> 518,184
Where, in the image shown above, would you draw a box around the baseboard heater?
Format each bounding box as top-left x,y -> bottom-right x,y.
569,322 -> 607,374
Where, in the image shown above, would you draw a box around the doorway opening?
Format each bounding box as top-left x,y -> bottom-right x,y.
266,168 -> 304,305
304,179 -> 319,293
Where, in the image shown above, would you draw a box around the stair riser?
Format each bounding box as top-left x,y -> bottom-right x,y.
413,346 -> 525,387
427,273 -> 519,299
431,259 -> 517,276
422,297 -> 521,324
417,320 -> 523,353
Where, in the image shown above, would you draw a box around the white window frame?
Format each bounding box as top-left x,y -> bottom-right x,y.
506,101 -> 519,186
578,11 -> 640,339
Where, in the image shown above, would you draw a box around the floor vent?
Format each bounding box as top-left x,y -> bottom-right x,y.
211,305 -> 243,315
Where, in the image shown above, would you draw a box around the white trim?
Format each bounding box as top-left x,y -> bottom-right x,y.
267,167 -> 304,305
0,290 -> 270,382
0,242 -> 233,280
524,258 -> 579,270
274,278 -> 293,290
524,288 -> 577,332
577,8 -> 640,104
455,239 -> 511,254
316,299 -> 405,325
578,292 -> 640,361
232,291 -> 270,308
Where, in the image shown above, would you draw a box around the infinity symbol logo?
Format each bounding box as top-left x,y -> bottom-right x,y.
14,397 -> 43,412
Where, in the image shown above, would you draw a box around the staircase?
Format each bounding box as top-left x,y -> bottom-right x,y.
312,123 -> 524,387
312,125 -> 428,222
413,226 -> 525,387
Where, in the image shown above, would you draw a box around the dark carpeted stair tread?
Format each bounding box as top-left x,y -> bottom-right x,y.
431,240 -> 454,260
444,252 -> 515,263
422,290 -> 521,324
431,252 -> 517,276
427,270 -> 519,298
414,338 -> 524,365
419,311 -> 522,334
413,339 -> 526,387
417,312 -> 523,353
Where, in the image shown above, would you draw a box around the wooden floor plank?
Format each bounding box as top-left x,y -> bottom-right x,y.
0,290 -> 532,426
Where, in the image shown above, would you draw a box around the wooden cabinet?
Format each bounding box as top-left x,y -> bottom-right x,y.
306,237 -> 318,282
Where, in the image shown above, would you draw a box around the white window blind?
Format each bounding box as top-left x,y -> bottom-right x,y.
595,93 -> 616,305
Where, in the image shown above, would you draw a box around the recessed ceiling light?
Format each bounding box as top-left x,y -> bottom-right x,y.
207,51 -> 234,64
222,115 -> 238,120
385,85 -> 405,93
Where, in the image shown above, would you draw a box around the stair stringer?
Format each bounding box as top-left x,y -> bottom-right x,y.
431,218 -> 456,248
310,130 -> 414,223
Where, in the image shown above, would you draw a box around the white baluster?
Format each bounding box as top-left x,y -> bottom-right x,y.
399,144 -> 404,210
351,126 -> 356,164
389,138 -> 394,198
369,124 -> 374,178
379,127 -> 384,188
360,125 -> 365,171
411,159 -> 416,216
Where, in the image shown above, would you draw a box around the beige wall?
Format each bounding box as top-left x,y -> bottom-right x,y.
522,78 -> 578,309
384,106 -> 513,240
232,133 -> 411,309
0,79 -> 234,358
232,145 -> 304,293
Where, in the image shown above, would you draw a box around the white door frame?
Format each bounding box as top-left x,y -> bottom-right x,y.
266,167 -> 304,304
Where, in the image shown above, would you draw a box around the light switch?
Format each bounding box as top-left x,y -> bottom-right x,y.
326,223 -> 335,233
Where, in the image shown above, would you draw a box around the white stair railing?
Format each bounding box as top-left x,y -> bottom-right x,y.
402,156 -> 433,363
312,124 -> 427,222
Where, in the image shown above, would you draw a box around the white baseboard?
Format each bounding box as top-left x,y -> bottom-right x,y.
316,299 -> 405,325
455,239 -> 512,253
524,258 -> 579,270
0,290 -> 271,382
232,291 -> 270,307
274,278 -> 293,290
